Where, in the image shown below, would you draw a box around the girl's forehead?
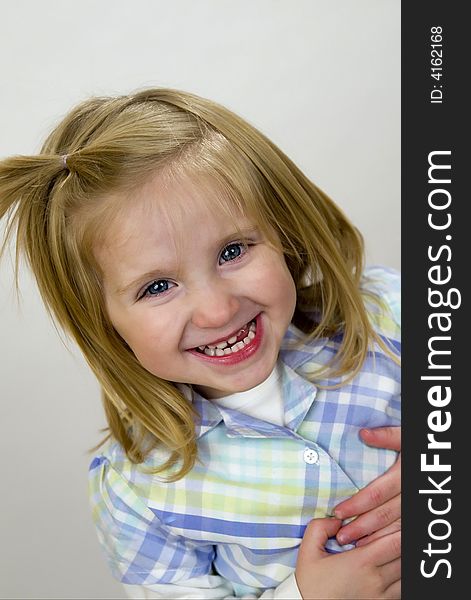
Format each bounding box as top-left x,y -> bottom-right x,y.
98,171 -> 257,252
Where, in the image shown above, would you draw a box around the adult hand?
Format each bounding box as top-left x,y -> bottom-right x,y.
334,426 -> 401,547
295,517 -> 401,599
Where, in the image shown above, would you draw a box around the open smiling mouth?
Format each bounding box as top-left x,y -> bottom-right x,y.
188,314 -> 262,364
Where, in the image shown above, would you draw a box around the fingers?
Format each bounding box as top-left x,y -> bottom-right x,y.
335,458 -> 400,521
337,494 -> 401,545
361,530 -> 401,566
355,519 -> 401,547
379,557 -> 401,587
360,426 -> 401,451
334,426 -> 401,523
298,518 -> 343,559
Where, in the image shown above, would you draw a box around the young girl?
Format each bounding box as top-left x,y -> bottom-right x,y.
0,89 -> 401,599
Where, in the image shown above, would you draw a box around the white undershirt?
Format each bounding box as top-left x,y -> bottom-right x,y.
211,362 -> 285,426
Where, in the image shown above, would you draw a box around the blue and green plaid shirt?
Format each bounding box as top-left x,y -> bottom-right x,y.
89,266 -> 401,597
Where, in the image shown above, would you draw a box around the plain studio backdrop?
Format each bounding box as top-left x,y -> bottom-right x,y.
0,1 -> 400,598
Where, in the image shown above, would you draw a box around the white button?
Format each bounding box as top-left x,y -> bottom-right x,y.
303,447 -> 319,465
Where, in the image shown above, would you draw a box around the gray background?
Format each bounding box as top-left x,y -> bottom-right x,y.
0,1 -> 400,598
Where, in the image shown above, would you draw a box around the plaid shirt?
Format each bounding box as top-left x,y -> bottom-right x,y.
89,266 -> 401,597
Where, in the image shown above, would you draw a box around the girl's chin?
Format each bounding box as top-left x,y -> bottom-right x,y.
193,357 -> 277,399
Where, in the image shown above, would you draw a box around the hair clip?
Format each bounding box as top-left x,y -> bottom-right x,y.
61,154 -> 69,170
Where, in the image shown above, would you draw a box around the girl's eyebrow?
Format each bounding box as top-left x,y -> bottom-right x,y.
115,226 -> 261,296
116,269 -> 172,296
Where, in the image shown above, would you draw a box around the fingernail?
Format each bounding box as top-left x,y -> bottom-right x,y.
333,509 -> 343,519
337,533 -> 347,545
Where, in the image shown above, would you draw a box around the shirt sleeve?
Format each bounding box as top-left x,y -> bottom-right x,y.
88,454 -> 217,587
89,455 -> 302,599
361,265 -> 401,341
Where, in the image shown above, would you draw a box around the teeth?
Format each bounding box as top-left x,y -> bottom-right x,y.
195,318 -> 257,355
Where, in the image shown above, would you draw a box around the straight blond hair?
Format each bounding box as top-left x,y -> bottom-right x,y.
0,88 -> 395,480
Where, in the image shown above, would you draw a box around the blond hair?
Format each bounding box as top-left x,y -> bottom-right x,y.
0,88 -> 390,480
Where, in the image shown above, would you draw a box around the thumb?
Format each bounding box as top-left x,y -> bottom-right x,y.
360,426 -> 401,452
298,518 -> 343,560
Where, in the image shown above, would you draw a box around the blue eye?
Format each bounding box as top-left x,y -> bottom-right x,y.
219,243 -> 246,264
140,280 -> 171,299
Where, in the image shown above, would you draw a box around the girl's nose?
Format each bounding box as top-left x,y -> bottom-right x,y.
190,283 -> 240,330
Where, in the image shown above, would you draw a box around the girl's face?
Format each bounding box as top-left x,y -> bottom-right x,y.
96,173 -> 297,399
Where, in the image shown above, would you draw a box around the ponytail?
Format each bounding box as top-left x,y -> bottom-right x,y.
0,154 -> 71,316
